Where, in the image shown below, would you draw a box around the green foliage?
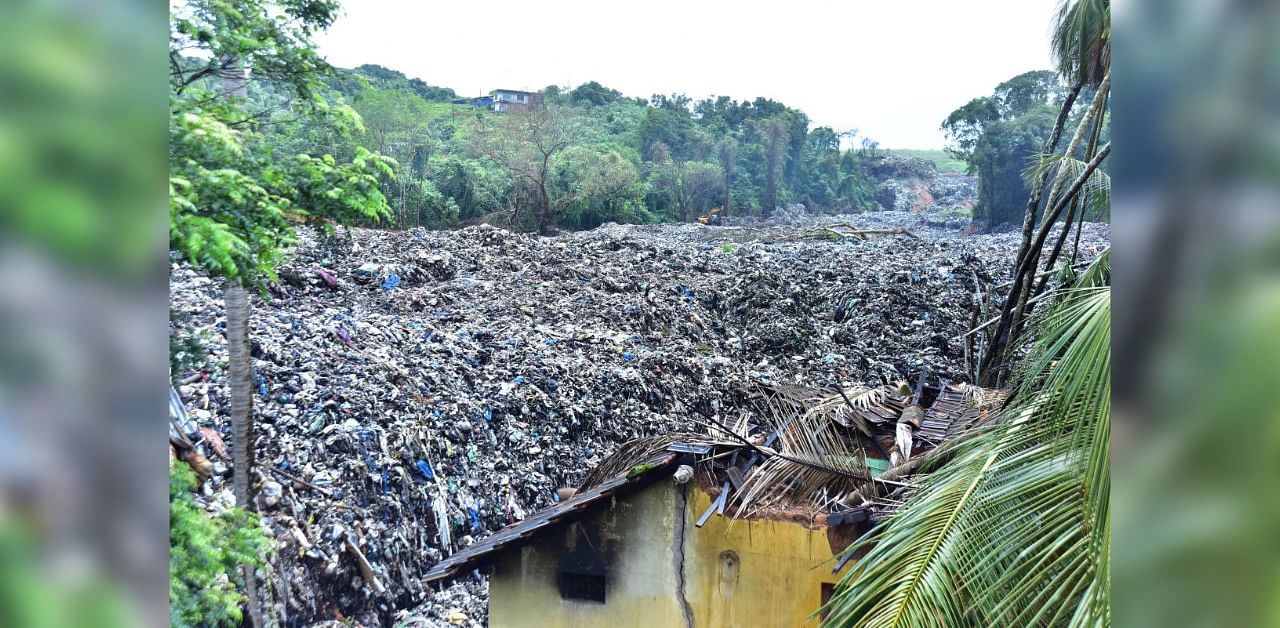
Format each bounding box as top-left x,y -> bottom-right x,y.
941,97 -> 1002,166
170,0 -> 341,101
428,154 -> 512,222
970,106 -> 1057,225
942,70 -> 1067,175
226,65 -> 888,233
275,149 -> 396,228
169,464 -> 271,628
551,145 -> 644,230
822,250 -> 1112,626
569,81 -> 622,107
169,0 -> 395,285
994,70 -> 1067,117
1052,0 -> 1111,89
169,108 -> 295,286
335,64 -> 457,102
943,58 -> 1109,228
643,156 -> 724,222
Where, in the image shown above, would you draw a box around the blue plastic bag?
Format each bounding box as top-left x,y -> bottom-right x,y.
380,272 -> 401,291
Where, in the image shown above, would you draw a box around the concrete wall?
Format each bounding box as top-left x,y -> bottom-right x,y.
488,481 -> 854,628
488,481 -> 688,627
682,490 -> 850,628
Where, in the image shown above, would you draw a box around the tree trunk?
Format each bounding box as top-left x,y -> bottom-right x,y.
220,58 -> 263,628
224,281 -> 255,503
536,181 -> 553,235
978,76 -> 1100,384
224,279 -> 261,628
1035,87 -> 1109,298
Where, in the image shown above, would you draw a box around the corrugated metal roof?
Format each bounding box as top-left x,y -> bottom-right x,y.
422,451 -> 681,583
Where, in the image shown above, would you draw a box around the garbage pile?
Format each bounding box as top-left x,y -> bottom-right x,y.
929,174 -> 978,211
168,212 -> 1109,626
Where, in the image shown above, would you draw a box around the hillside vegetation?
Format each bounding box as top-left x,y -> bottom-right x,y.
882,148 -> 967,174
237,62 -> 903,234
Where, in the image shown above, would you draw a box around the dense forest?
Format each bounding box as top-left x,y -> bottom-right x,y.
183,55 -> 1111,241
942,69 -> 1111,226
211,61 -> 901,235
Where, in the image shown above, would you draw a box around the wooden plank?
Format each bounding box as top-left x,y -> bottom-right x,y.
696,491 -> 726,527
726,467 -> 744,490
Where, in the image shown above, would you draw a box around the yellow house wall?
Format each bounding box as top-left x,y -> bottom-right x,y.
682,489 -> 847,628
487,481 -> 852,628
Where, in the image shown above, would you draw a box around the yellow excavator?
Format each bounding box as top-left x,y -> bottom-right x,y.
696,206 -> 723,225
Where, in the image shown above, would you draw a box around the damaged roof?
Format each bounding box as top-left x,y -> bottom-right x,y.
423,450 -> 684,583
422,380 -> 1002,584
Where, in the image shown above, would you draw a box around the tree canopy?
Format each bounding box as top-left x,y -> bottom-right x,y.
214,70 -> 891,234
940,69 -> 1105,227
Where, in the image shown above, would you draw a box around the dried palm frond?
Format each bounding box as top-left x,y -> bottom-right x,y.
847,386 -> 890,410
954,382 -> 1007,412
577,434 -> 700,490
730,455 -> 870,519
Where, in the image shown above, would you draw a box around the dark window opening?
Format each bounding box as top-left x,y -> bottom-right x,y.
557,570 -> 606,603
821,583 -> 836,620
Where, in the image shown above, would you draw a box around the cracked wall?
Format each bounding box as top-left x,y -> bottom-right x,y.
488,480 -> 858,627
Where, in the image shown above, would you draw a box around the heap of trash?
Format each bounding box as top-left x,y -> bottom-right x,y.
168,211 -> 1109,626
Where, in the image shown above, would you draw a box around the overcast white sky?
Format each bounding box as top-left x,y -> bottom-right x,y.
315,0 -> 1059,149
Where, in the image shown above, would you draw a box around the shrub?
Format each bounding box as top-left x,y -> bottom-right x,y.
169,464 -> 270,628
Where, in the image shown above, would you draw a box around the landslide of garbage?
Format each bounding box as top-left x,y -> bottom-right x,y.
168,211 -> 1109,626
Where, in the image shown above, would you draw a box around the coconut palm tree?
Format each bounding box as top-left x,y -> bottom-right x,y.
981,0 -> 1111,385
821,249 -> 1111,626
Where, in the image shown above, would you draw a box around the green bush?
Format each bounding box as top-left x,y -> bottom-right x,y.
169,465 -> 270,628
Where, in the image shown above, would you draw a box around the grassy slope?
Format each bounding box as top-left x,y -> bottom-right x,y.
882,149 -> 968,174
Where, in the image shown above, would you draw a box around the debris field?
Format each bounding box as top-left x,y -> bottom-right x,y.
168,211 -> 1109,626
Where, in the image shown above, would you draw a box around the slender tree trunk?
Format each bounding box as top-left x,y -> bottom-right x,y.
537,181 -> 552,235
224,279 -> 261,628
1035,87 -> 1109,298
224,281 -> 255,506
220,59 -> 263,628
999,142 -> 1111,364
979,76 -> 1101,384
1037,196 -> 1083,294
1013,80 -> 1085,251
1008,76 -> 1110,336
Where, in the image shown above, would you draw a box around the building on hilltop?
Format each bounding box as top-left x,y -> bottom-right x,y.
452,89 -> 544,113
489,88 -> 542,113
424,380 -> 1003,627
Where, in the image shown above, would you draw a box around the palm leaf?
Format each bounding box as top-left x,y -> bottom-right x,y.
821,252 -> 1111,626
